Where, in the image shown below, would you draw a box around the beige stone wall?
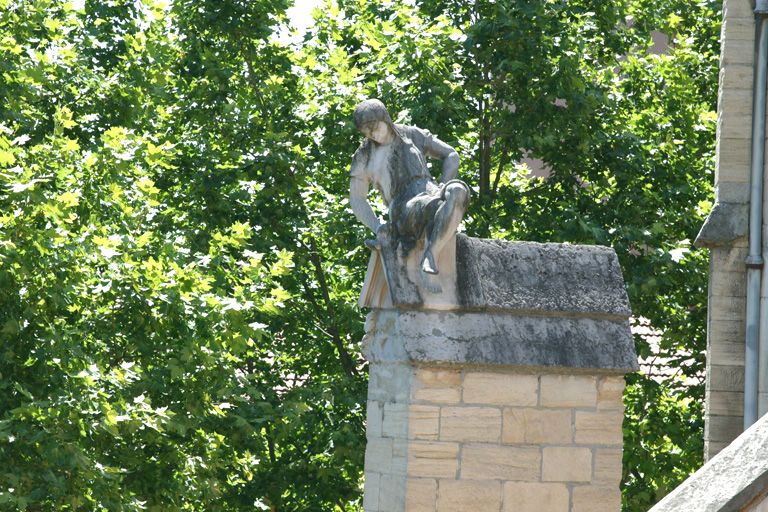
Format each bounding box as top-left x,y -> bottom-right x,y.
706,245 -> 747,457
364,365 -> 625,512
705,0 -> 754,459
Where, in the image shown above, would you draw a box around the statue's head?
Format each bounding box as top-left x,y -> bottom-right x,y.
353,99 -> 397,144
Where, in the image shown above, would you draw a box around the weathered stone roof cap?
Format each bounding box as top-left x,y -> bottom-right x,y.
365,310 -> 639,374
694,201 -> 748,248
649,412 -> 768,512
455,235 -> 631,319
365,235 -> 638,374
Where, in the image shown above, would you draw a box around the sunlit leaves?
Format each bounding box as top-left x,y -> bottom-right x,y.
0,151 -> 15,167
0,0 -> 346,510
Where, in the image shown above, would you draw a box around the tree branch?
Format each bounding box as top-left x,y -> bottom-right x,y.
301,238 -> 359,377
491,144 -> 511,199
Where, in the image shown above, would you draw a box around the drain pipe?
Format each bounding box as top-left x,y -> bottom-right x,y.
745,0 -> 768,429
759,0 -> 768,418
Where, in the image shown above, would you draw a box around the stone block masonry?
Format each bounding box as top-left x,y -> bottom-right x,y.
363,365 -> 626,512
695,0 -> 753,459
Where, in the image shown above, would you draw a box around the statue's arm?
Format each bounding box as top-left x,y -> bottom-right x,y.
422,131 -> 460,183
439,149 -> 460,183
349,174 -> 381,234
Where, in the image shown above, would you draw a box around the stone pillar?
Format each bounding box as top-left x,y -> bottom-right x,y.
693,0 -> 752,459
361,237 -> 637,512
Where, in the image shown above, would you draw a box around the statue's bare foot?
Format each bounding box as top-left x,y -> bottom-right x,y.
421,269 -> 442,294
421,250 -> 439,275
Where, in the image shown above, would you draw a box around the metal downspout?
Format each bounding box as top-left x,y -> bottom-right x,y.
744,0 -> 768,429
759,2 -> 768,418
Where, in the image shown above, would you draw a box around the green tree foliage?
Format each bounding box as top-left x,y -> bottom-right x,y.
299,0 -> 718,509
0,0 -> 364,510
0,0 -> 718,510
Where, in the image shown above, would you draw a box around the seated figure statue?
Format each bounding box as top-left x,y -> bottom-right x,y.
349,99 -> 470,287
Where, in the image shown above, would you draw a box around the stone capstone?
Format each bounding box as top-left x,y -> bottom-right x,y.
362,235 -> 637,374
649,412 -> 768,512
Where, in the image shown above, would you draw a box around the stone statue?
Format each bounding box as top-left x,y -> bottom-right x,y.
349,99 -> 470,298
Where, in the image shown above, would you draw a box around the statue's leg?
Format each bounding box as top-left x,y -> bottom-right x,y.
421,182 -> 469,275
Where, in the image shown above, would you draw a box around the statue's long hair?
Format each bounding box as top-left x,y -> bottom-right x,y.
353,99 -> 431,255
352,99 -> 428,200
352,98 -> 402,139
